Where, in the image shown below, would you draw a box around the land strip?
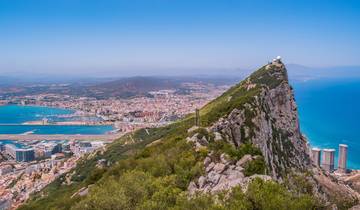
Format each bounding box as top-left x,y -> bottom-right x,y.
0,134 -> 122,141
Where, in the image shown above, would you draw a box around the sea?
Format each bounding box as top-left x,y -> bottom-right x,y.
292,78 -> 360,169
1,80 -> 359,168
0,105 -> 114,135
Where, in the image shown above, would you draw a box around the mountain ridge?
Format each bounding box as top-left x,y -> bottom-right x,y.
19,59 -> 360,210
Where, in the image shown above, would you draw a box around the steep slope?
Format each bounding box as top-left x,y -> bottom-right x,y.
206,59 -> 311,178
19,59 -> 358,210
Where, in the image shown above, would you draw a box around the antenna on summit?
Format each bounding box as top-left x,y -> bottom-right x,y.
272,56 -> 282,63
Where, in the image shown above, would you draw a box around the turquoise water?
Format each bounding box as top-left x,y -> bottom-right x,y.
0,140 -> 25,148
0,105 -> 73,123
0,105 -> 113,134
0,139 -> 68,148
293,78 -> 360,169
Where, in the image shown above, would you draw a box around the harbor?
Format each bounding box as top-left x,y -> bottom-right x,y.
0,133 -> 122,141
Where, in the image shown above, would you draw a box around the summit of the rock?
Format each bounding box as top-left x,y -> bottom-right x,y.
198,58 -> 311,179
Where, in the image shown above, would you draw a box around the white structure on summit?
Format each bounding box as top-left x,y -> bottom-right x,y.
271,56 -> 282,64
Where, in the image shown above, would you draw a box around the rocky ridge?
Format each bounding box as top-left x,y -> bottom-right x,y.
211,59 -> 311,179
186,58 -> 360,208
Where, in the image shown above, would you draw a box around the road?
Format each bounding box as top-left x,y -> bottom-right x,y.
0,133 -> 123,141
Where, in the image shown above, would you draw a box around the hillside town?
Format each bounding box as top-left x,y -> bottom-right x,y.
0,82 -> 229,133
0,139 -> 107,209
0,82 -> 230,209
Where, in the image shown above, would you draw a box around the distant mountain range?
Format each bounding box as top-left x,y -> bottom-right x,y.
77,77 -> 184,99
1,64 -> 360,98
0,76 -> 240,99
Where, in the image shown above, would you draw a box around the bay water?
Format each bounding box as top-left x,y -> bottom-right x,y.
293,78 -> 360,169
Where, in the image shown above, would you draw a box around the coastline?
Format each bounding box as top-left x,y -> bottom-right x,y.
0,105 -> 118,135
293,78 -> 360,170
21,120 -> 113,126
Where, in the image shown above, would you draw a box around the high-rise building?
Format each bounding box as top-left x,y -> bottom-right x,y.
338,144 -> 348,173
322,149 -> 335,172
4,144 -> 35,162
16,148 -> 35,162
51,143 -> 62,154
310,148 -> 321,167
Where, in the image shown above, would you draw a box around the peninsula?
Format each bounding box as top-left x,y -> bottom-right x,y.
17,59 -> 360,210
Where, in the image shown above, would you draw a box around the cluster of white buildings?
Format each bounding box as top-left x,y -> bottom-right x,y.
1,144 -> 35,162
0,140 -> 106,209
310,144 -> 348,173
4,82 -> 228,134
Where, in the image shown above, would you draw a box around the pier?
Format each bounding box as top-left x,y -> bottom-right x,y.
0,133 -> 122,141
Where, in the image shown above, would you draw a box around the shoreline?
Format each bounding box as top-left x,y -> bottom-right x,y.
21,120 -> 113,126
3,103 -> 106,122
0,133 -> 122,141
0,104 -> 118,134
305,134 -> 360,171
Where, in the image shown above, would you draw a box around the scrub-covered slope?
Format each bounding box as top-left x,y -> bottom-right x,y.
20,59 -> 357,210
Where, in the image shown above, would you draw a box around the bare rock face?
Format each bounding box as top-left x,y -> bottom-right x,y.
236,154 -> 253,167
310,167 -> 360,207
212,62 -> 311,179
187,60 -> 360,208
186,133 -> 208,151
188,153 -> 271,194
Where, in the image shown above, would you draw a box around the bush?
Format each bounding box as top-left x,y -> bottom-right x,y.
244,157 -> 266,177
246,178 -> 317,210
209,141 -> 262,161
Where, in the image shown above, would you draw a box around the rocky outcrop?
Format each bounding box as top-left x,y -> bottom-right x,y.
186,132 -> 209,151
311,167 -> 360,207
187,59 -> 360,208
188,153 -> 271,194
211,60 -> 311,179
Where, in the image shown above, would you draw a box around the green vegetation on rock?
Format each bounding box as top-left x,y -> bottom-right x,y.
19,62 -> 320,210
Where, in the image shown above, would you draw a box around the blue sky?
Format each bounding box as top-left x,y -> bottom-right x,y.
0,0 -> 359,76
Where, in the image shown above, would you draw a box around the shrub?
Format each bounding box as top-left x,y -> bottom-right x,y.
244,157 -> 266,176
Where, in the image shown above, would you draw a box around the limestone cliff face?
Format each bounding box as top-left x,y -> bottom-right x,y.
188,60 -> 359,207
211,60 -> 311,179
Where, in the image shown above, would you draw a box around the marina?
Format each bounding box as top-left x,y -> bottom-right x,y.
0,133 -> 121,141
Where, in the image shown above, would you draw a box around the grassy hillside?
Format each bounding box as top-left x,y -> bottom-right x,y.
19,63 -> 320,210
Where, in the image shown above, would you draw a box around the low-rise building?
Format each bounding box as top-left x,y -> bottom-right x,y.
0,165 -> 13,175
0,199 -> 11,210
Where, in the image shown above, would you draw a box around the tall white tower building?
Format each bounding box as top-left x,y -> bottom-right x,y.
338,144 -> 348,173
322,149 -> 335,172
311,148 -> 321,167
